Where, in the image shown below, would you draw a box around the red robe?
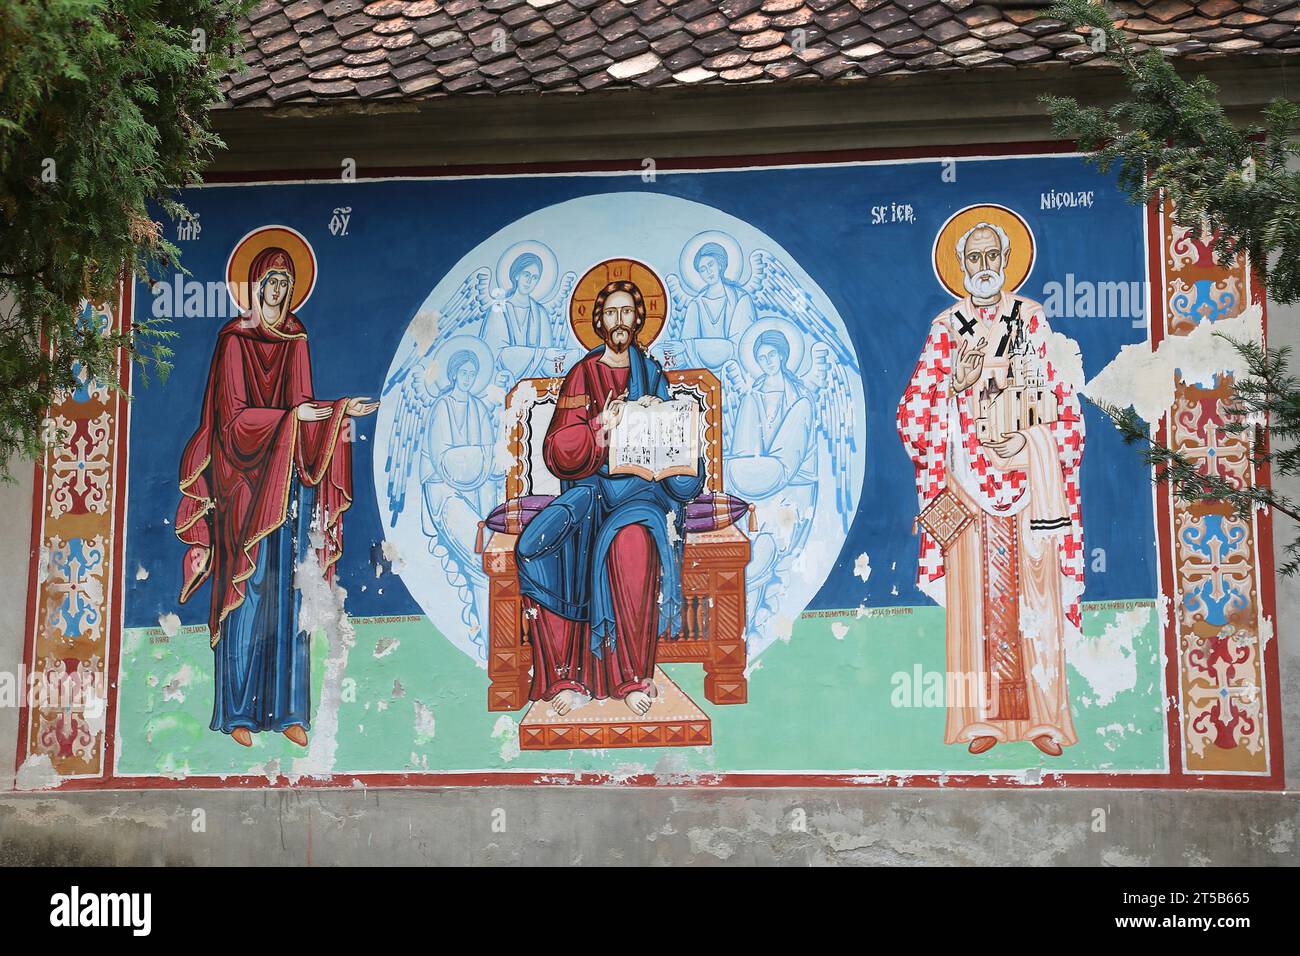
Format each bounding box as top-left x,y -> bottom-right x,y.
523,357 -> 662,701
176,312 -> 353,646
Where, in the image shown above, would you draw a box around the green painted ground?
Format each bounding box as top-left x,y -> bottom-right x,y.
115,601 -> 1166,778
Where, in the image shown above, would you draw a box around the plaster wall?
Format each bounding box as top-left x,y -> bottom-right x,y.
0,73 -> 1296,863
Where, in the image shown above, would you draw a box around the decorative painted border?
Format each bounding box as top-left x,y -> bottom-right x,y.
1157,200 -> 1274,775
17,279 -> 132,780
12,142 -> 1285,790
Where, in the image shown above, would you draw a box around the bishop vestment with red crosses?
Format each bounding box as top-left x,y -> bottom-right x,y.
896,291 -> 1086,630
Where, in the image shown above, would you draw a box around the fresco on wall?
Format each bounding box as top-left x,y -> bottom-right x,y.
14,150 -> 1283,787
898,204 -> 1084,757
175,226 -> 378,749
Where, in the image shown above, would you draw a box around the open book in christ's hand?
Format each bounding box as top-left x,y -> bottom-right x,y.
608,396 -> 700,481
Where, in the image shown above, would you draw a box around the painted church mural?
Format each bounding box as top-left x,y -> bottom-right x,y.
899,205 -> 1083,757
15,148 -> 1284,788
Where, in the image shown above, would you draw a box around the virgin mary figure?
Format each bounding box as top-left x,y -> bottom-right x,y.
175,232 -> 378,748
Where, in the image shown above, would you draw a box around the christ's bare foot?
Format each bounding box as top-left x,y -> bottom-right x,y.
231,728 -> 253,747
551,690 -> 582,716
624,690 -> 654,717
284,725 -> 308,747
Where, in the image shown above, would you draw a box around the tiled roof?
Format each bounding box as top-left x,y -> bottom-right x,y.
224,0 -> 1300,107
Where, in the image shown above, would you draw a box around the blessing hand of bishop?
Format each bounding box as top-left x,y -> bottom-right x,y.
951,336 -> 987,393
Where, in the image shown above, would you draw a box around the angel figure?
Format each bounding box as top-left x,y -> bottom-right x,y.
668,245 -> 858,525
671,247 -> 858,642
664,241 -> 756,372
382,266 -> 495,407
384,336 -> 502,657
478,250 -> 577,385
383,245 -> 577,406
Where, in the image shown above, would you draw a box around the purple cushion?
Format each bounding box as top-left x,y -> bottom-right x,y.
487,492 -> 750,536
685,493 -> 750,533
485,495 -> 554,534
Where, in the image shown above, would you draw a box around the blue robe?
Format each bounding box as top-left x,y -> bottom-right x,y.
516,346 -> 704,656
210,477 -> 315,733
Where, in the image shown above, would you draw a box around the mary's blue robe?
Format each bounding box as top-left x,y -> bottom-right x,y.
210,477 -> 316,733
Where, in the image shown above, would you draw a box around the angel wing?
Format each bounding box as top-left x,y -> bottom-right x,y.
383,359 -> 439,528
664,273 -> 691,341
542,271 -> 577,347
807,341 -> 858,533
382,268 -> 493,397
744,250 -> 859,375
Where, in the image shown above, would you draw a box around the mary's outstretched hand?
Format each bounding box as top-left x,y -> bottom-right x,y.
346,397 -> 380,417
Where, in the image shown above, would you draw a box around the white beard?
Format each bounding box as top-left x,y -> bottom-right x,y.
963,269 -> 1005,300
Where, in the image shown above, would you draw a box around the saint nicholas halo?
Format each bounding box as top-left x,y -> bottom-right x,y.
932,204 -> 1035,299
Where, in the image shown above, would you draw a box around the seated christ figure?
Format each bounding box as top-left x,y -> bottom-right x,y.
516,279 -> 705,717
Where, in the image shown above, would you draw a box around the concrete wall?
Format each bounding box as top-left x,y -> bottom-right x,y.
0,788 -> 1295,866
1268,297 -> 1299,794
0,466 -> 30,794
1,67 -> 1297,865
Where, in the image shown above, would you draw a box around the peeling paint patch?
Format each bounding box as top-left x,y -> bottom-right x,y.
161,664 -> 194,704
413,700 -> 436,744
1068,608 -> 1145,707
1084,304 -> 1262,424
289,549 -> 355,782
157,612 -> 181,637
665,509 -> 681,546
1042,328 -> 1087,395
15,754 -> 61,791
853,552 -> 871,583
491,715 -> 520,763
409,307 -> 441,350
774,615 -> 794,644
1259,614 -> 1275,650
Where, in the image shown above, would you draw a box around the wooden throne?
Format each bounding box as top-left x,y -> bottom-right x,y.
480,368 -> 750,712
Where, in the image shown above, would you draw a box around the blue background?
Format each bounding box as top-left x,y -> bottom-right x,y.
124,154 -> 1156,629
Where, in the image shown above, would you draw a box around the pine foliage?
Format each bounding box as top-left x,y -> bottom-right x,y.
0,0 -> 248,475
1043,0 -> 1300,573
